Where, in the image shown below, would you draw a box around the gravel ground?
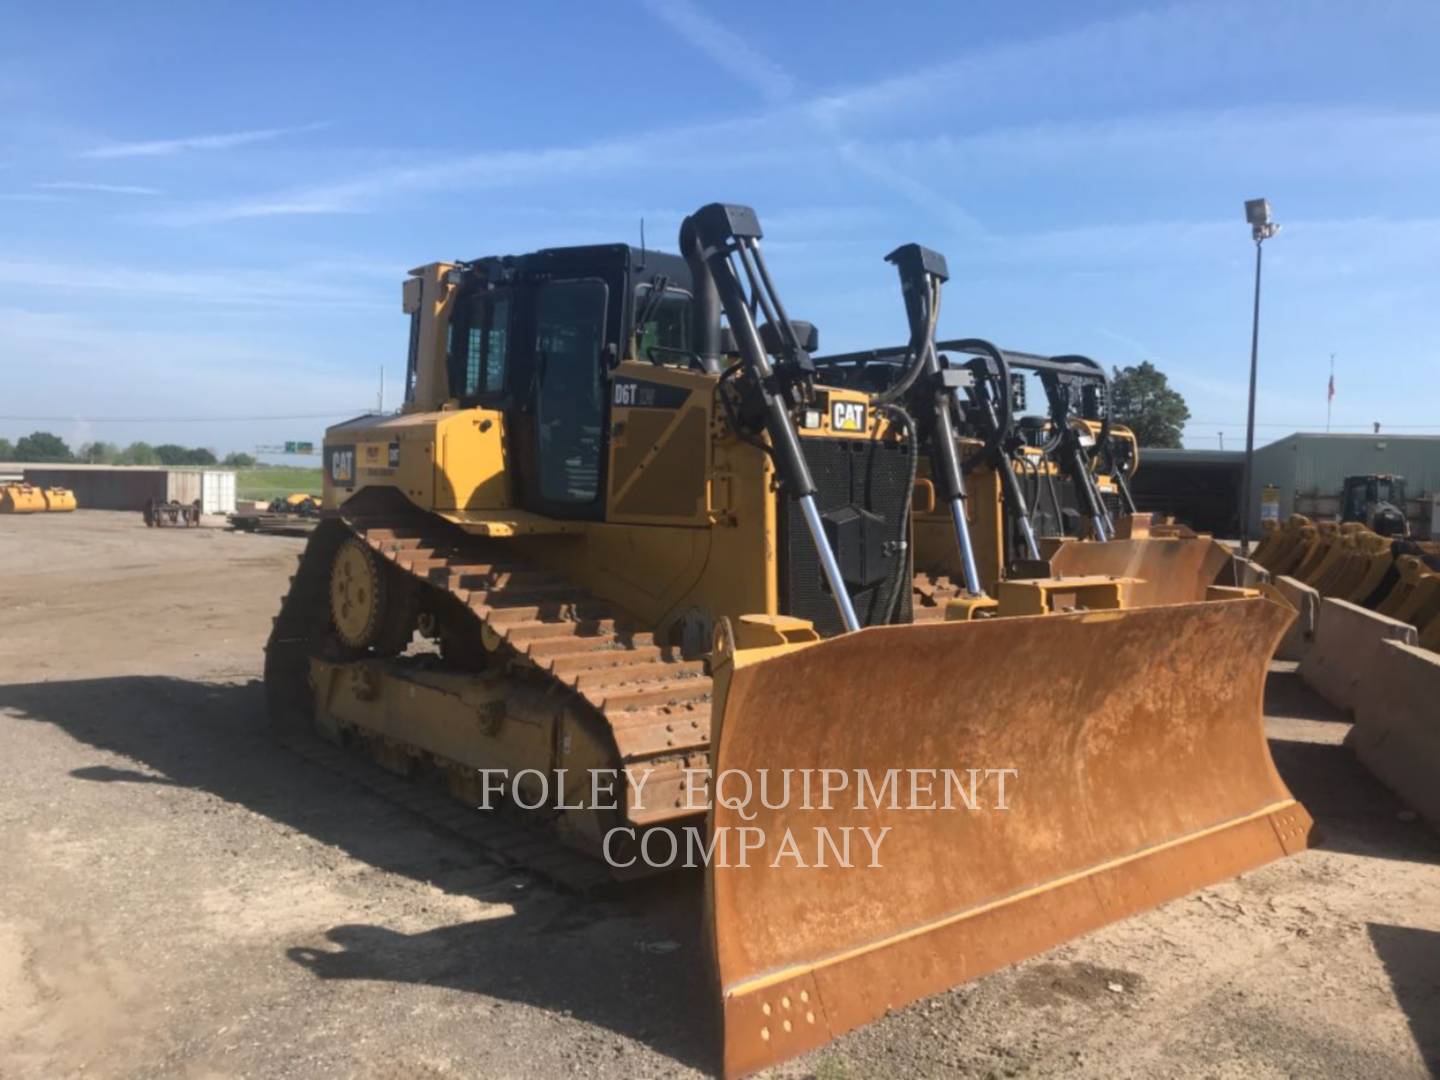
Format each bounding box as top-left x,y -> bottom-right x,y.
0,511 -> 1436,1079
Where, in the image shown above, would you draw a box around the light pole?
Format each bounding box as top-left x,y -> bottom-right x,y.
1327,352 -> 1335,433
1239,198 -> 1280,556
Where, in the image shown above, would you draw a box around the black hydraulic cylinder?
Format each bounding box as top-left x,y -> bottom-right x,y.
884,244 -> 985,594
949,340 -> 1042,562
687,204 -> 816,501
684,203 -> 862,632
678,216 -> 722,374
884,244 -> 965,502
1112,463 -> 1138,515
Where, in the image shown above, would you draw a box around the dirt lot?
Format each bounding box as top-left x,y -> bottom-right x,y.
0,511 -> 1436,1079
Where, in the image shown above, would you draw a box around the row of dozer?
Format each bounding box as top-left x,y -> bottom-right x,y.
0,483 -> 77,513
264,202 -> 1313,1077
1254,514 -> 1440,651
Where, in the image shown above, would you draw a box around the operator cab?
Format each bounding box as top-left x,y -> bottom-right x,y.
1342,473 -> 1408,537
404,244 -> 699,520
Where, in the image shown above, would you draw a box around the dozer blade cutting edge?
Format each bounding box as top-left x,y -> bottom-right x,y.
706,596 -> 1312,1078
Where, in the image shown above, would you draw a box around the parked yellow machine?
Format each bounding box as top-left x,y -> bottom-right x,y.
0,484 -> 45,513
1255,513 -> 1440,650
266,204 -> 1311,1076
812,248 -> 1242,618
0,483 -> 75,513
41,487 -> 77,512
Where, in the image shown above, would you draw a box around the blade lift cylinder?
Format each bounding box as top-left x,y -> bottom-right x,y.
686,203 -> 861,633
884,242 -> 984,595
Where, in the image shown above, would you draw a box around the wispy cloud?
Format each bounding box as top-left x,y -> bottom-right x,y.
0,256 -> 389,310
133,1 -> 1440,243
639,0 -> 796,103
798,2 -> 1332,134
0,192 -> 63,203
834,141 -> 985,238
146,129 -> 742,225
640,0 -> 981,235
78,122 -> 326,160
35,181 -> 162,195
1095,327 -> 1157,361
146,9 -> 1197,230
874,105 -> 1440,182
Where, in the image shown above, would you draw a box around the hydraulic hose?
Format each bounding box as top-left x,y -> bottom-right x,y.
875,402 -> 918,623
873,276 -> 940,408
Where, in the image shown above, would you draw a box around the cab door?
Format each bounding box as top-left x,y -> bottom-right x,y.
520,277 -> 612,520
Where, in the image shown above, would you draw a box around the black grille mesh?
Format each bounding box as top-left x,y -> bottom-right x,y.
779,437 -> 913,637
1032,475 -> 1120,539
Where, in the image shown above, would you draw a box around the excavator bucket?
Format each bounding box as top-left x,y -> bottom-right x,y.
707,597 -> 1311,1078
1045,535 -> 1233,606
40,487 -> 77,512
0,484 -> 47,514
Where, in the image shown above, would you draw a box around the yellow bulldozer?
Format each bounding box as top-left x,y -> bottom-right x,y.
806,248 -> 1216,615
266,203 -> 1311,1077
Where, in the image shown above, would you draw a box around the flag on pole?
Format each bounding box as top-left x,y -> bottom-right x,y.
1328,373 -> 1335,401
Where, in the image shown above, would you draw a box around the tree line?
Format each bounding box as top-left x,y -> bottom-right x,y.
0,430 -> 257,468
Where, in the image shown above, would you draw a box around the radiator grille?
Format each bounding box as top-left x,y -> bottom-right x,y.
779,437 -> 913,637
1030,475 -> 1119,540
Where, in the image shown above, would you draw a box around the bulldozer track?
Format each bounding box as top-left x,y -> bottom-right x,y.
264,508 -> 713,889
911,571 -> 963,621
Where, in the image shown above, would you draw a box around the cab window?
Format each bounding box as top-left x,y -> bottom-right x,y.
449,292 -> 510,400
634,286 -> 692,364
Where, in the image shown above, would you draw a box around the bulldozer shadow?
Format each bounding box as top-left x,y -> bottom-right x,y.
286,892 -> 712,1069
1367,924 -> 1440,1074
70,763 -> 183,785
0,675 -> 717,1072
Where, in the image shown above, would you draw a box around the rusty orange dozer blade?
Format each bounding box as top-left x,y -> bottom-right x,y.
1045,535 -> 1234,606
707,597 -> 1311,1077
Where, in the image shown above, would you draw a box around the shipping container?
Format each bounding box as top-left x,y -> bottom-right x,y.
200,470 -> 237,514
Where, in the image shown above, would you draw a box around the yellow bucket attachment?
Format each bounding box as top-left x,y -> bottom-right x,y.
707,598 -> 1310,1077
0,484 -> 47,514
41,487 -> 77,512
1046,535 -> 1233,606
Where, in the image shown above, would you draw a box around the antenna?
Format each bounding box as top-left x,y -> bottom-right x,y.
639,217 -> 646,268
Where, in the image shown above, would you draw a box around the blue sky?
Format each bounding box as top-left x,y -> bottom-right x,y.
2,0 -> 1438,456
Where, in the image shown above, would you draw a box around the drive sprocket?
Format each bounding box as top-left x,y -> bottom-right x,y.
329,536 -> 415,653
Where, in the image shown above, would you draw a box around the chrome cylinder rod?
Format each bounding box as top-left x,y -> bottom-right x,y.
948,497 -> 983,595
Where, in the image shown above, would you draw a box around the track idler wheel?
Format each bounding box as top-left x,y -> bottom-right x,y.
329,537 -> 416,654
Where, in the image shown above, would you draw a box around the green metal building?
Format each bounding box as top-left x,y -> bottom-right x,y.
1248,432 -> 1440,539
1131,433 -> 1440,539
